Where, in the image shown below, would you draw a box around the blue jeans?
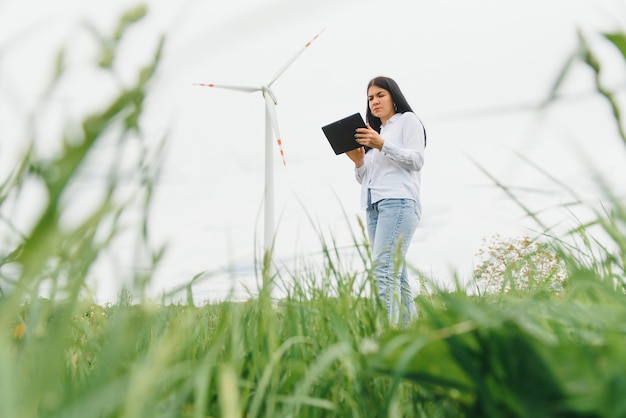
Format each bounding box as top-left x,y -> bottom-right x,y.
366,197 -> 420,327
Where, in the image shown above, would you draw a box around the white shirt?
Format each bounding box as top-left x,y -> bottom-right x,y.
354,112 -> 425,210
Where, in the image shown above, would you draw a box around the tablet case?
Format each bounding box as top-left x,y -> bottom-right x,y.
321,113 -> 367,155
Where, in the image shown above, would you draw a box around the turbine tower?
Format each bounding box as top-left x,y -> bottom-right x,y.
194,29 -> 324,255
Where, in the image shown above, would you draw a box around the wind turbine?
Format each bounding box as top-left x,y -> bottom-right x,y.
194,29 -> 324,255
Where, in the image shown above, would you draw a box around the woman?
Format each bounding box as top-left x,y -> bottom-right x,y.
346,76 -> 426,327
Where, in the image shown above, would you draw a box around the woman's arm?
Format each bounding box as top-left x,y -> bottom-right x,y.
380,114 -> 425,171
346,147 -> 365,184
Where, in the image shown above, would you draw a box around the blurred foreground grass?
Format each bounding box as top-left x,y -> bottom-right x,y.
1,6 -> 626,418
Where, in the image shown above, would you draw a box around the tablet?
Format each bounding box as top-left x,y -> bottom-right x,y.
321,112 -> 367,155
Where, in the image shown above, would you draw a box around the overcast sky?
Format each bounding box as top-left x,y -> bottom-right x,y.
1,0 -> 625,302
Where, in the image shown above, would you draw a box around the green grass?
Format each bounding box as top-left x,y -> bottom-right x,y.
2,5 -> 626,418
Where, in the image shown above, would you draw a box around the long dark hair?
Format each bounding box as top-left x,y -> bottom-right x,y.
365,76 -> 426,146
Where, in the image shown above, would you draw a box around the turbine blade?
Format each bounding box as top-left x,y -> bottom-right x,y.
264,93 -> 286,167
267,28 -> 325,87
192,83 -> 260,93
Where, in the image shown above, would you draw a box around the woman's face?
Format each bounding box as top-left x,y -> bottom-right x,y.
368,85 -> 395,124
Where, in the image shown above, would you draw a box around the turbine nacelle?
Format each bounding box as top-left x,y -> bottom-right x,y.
262,86 -> 278,105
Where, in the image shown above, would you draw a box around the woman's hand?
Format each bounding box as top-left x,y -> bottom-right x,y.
355,124 -> 384,150
345,147 -> 365,168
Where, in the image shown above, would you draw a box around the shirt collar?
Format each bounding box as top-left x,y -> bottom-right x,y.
382,113 -> 402,128
389,113 -> 402,123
